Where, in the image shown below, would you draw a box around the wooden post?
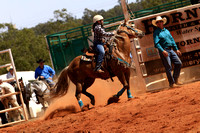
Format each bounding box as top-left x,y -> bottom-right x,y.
8,49 -> 28,121
121,0 -> 130,21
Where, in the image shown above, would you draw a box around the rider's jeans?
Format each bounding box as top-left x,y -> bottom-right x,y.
159,49 -> 182,86
95,43 -> 105,69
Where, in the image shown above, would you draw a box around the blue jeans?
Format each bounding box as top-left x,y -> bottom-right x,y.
159,49 -> 182,86
95,43 -> 105,70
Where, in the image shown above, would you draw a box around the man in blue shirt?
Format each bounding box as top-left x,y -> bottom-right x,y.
152,16 -> 183,88
35,59 -> 55,87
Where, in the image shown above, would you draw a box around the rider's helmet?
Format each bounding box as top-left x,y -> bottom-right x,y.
93,15 -> 104,23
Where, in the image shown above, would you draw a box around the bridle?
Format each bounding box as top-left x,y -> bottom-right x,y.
117,24 -> 144,38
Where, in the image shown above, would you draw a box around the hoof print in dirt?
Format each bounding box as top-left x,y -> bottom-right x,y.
81,104 -> 90,111
107,95 -> 120,105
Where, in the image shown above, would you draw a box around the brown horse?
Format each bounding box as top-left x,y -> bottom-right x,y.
52,20 -> 145,110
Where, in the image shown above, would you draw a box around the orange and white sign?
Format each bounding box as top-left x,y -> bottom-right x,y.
134,4 -> 200,62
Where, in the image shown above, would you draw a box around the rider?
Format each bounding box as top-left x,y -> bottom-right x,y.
92,15 -> 116,73
35,59 -> 55,87
6,66 -> 16,86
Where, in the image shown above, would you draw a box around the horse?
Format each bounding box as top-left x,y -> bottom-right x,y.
15,78 -> 52,118
26,80 -> 52,111
52,20 -> 145,111
0,81 -> 24,122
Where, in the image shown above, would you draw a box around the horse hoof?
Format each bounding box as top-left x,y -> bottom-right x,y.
107,95 -> 120,105
81,104 -> 90,111
91,100 -> 95,106
128,97 -> 133,101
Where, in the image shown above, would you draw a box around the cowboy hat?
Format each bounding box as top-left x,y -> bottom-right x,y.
152,16 -> 167,27
36,59 -> 45,63
7,66 -> 13,71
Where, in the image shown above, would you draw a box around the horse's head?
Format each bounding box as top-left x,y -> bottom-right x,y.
18,77 -> 25,92
117,20 -> 145,39
24,83 -> 33,100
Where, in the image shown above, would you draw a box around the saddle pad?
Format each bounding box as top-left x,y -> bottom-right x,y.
81,56 -> 92,62
28,80 -> 37,83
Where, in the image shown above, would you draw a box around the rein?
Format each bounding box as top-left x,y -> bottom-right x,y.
107,24 -> 135,68
125,25 -> 138,33
117,30 -> 130,36
111,55 -> 131,68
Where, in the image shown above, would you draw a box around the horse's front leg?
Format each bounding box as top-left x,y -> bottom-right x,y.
107,71 -> 133,104
116,71 -> 133,98
125,69 -> 133,99
25,101 -> 32,119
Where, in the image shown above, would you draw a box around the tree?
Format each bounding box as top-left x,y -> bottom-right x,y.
53,8 -> 74,22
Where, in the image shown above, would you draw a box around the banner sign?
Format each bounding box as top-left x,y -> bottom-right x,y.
134,4 -> 200,76
145,49 -> 200,75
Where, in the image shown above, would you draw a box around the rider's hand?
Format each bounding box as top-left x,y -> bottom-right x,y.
176,50 -> 182,56
39,76 -> 44,79
162,50 -> 168,57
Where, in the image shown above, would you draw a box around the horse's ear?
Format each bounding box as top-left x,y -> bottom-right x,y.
21,77 -> 22,80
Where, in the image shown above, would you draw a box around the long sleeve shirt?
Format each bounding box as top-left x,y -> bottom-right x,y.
6,72 -> 15,79
153,28 -> 178,52
93,24 -> 114,44
35,65 -> 55,79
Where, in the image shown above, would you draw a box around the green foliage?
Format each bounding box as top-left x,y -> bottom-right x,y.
0,25 -> 49,74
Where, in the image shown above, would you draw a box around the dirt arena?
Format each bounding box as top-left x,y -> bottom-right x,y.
1,77 -> 200,133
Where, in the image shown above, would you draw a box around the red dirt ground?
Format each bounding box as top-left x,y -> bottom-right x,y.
1,78 -> 200,133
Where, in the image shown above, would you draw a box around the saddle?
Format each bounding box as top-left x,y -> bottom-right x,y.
81,44 -> 113,62
81,47 -> 96,62
81,36 -> 116,62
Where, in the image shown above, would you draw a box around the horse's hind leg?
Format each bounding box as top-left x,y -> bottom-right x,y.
82,78 -> 95,105
75,82 -> 84,109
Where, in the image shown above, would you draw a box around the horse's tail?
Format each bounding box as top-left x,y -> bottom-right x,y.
51,66 -> 70,98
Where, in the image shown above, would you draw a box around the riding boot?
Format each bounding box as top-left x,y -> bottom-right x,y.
94,62 -> 104,72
